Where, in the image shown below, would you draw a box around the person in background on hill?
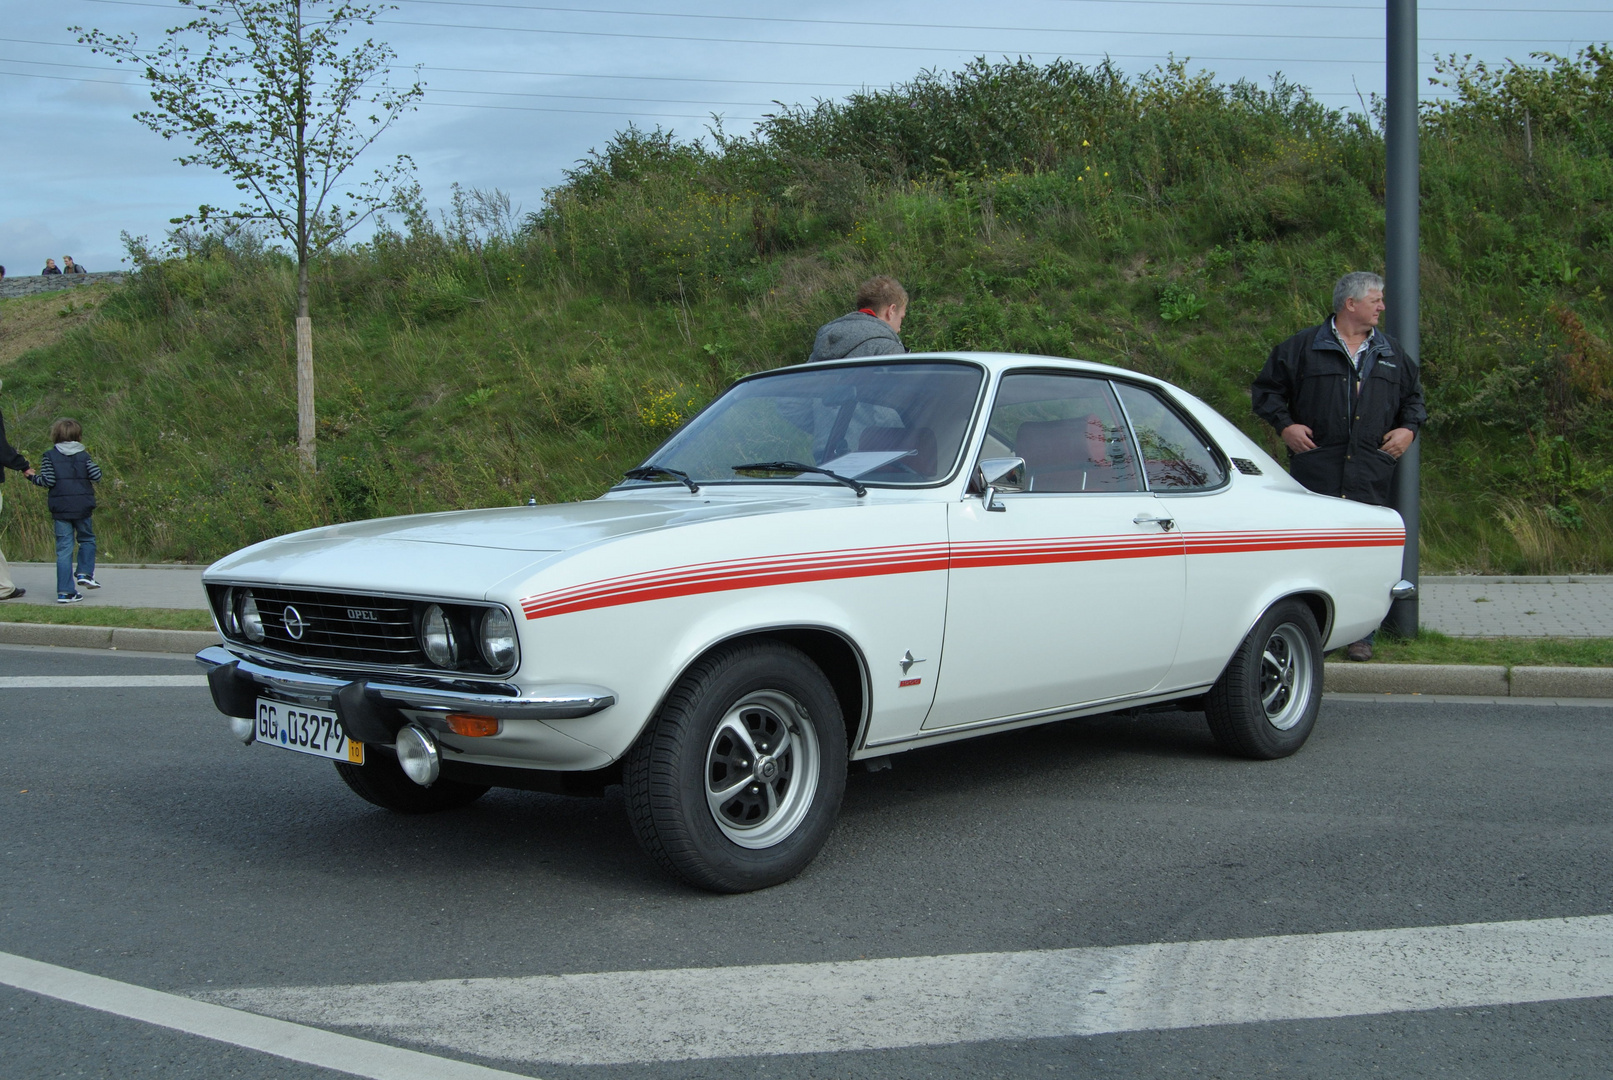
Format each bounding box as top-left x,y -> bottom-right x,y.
62,256 -> 85,274
41,258 -> 61,275
30,417 -> 103,603
809,276 -> 909,361
1251,270 -> 1425,662
0,383 -> 38,600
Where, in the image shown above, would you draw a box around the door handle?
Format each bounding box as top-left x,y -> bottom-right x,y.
1133,513 -> 1176,531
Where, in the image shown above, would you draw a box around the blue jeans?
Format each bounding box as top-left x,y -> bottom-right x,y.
54,517 -> 95,597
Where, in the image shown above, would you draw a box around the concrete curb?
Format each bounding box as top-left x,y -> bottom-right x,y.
1325,662 -> 1613,698
0,622 -> 219,654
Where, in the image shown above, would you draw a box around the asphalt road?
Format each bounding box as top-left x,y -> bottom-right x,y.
2,642 -> 1610,1079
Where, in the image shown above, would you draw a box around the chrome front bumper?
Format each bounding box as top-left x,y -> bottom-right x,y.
196,645 -> 616,743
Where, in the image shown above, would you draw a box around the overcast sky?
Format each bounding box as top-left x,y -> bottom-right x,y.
1,0 -> 1606,273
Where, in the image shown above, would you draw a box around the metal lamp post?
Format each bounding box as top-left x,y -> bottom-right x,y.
1384,0 -> 1421,637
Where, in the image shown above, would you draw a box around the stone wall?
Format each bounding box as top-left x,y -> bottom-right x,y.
0,272 -> 128,299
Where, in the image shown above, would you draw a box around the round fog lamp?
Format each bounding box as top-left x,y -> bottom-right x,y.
395,725 -> 441,787
479,608 -> 517,670
237,590 -> 265,642
420,604 -> 457,667
227,714 -> 256,744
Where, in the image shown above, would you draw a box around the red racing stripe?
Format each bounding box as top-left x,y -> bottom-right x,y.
520,529 -> 1404,620
522,544 -> 950,620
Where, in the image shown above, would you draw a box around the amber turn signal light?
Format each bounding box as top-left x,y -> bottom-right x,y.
445,713 -> 500,737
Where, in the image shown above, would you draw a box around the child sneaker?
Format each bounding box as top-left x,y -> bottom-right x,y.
57,592 -> 84,604
75,576 -> 102,589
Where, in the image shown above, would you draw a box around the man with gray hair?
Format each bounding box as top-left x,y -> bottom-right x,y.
1251,270 -> 1425,660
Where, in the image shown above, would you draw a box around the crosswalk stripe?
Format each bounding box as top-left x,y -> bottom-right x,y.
0,951 -> 539,1080
210,915 -> 1613,1066
0,675 -> 209,688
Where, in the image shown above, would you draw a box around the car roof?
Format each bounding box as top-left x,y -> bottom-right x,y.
770,351 -> 1175,390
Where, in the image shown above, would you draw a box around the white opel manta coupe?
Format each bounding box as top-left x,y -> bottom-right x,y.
197,353 -> 1410,891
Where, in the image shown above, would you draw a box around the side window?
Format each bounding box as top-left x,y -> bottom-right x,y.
984,373 -> 1142,493
1113,383 -> 1228,492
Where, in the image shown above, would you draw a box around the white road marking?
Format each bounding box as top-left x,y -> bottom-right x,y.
0,675 -> 209,688
213,915 -> 1613,1066
0,951 -> 537,1080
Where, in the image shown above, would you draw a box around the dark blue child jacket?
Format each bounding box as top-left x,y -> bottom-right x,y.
36,442 -> 101,520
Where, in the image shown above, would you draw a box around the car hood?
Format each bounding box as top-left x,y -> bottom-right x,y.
203,494 -> 821,599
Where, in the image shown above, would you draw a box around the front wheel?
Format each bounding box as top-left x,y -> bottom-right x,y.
1204,599 -> 1323,760
624,641 -> 848,892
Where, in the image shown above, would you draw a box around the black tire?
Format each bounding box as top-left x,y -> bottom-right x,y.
333,755 -> 490,813
624,640 -> 849,893
1204,599 -> 1323,760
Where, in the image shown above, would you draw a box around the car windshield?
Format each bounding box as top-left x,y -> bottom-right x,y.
628,361 -> 985,487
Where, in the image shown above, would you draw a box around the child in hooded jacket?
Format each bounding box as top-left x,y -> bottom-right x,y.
31,417 -> 103,603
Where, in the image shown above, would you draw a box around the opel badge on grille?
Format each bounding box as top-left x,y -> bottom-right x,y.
283,605 -> 307,640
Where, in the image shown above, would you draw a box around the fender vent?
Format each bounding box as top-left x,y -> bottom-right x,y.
1231,458 -> 1263,475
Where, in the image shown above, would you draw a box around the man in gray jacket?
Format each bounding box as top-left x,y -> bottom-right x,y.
809,276 -> 908,361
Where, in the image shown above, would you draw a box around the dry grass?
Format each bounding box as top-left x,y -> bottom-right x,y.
1494,495 -> 1613,574
0,283 -> 122,365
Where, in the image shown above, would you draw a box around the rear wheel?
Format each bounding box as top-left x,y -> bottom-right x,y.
333,755 -> 489,813
624,641 -> 848,892
1204,599 -> 1323,760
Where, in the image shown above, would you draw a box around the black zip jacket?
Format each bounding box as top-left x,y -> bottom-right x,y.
1251,321 -> 1426,506
0,410 -> 30,482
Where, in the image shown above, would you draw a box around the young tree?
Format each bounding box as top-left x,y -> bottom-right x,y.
78,1 -> 424,469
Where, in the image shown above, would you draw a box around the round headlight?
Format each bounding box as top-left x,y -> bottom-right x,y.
479,608 -> 517,670
420,604 -> 457,667
237,590 -> 264,642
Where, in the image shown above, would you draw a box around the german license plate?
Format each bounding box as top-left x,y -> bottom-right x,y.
255,698 -> 364,764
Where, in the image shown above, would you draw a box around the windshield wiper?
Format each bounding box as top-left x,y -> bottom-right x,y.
623,465 -> 699,494
729,460 -> 867,497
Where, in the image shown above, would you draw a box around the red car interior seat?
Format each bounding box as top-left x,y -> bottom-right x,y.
1015,416 -> 1138,492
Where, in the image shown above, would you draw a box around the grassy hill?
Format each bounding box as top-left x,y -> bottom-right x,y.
0,52 -> 1609,571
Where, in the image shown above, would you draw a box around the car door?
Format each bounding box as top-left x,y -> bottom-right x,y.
923,371 -> 1186,730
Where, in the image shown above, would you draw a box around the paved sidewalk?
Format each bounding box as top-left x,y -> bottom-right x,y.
1,565 -> 1608,638
2,562 -> 208,610
1420,575 -> 1613,638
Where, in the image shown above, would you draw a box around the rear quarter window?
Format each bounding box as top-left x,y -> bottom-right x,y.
1113,383 -> 1228,492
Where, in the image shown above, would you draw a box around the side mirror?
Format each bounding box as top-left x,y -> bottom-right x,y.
973,456 -> 1025,512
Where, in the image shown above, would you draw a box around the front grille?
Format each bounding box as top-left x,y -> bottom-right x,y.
210,584 -> 426,667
